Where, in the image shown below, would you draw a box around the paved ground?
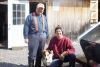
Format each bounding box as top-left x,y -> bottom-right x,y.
0,42 -> 85,67
0,48 -> 28,67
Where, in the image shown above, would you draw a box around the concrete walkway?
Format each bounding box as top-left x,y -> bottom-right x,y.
0,41 -> 85,67
0,48 -> 28,67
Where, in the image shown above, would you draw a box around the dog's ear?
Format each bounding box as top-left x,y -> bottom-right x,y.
49,51 -> 51,54
42,51 -> 45,56
42,50 -> 48,56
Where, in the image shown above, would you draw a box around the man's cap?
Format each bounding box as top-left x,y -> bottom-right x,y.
37,3 -> 45,8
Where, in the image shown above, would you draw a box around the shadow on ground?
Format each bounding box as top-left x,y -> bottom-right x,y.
63,63 -> 82,67
0,62 -> 27,67
0,62 -> 82,67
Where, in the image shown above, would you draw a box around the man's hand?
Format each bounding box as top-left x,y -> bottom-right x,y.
25,39 -> 28,43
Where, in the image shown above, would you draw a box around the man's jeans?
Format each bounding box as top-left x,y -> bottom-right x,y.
28,32 -> 46,61
50,54 -> 76,67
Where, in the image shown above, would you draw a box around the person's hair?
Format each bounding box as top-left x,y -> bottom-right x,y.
55,25 -> 63,33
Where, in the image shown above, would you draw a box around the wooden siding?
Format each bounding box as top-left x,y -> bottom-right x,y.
47,0 -> 91,40
29,0 -> 92,40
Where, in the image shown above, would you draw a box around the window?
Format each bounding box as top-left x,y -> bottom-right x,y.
90,0 -> 98,23
13,4 -> 25,25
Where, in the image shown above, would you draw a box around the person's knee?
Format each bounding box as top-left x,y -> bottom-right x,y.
49,62 -> 55,67
68,54 -> 76,61
70,54 -> 76,58
49,59 -> 61,67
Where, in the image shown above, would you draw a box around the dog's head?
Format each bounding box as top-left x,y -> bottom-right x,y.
42,51 -> 53,66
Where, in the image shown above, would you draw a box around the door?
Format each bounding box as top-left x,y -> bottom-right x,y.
8,1 -> 29,48
0,4 -> 7,48
98,0 -> 100,21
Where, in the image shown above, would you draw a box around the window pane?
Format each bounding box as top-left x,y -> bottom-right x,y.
13,12 -> 16,17
13,19 -> 16,25
22,5 -> 25,11
17,12 -> 21,17
22,18 -> 25,24
17,19 -> 21,24
22,12 -> 25,17
13,4 -> 16,10
17,4 -> 21,10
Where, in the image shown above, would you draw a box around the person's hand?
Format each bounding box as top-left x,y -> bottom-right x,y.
59,51 -> 68,61
25,39 -> 28,43
59,54 -> 64,61
62,51 -> 68,56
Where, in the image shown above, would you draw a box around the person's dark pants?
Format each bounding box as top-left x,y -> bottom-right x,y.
50,54 -> 76,67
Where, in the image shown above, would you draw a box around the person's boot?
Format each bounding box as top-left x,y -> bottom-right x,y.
28,60 -> 34,67
35,60 -> 41,67
29,62 -> 33,67
69,61 -> 75,67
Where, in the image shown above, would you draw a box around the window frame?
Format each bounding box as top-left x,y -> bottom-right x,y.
13,4 -> 25,25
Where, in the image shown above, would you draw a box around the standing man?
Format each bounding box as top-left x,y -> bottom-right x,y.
23,3 -> 48,67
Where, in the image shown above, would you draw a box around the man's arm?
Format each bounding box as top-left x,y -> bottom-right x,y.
23,15 -> 30,43
44,16 -> 49,39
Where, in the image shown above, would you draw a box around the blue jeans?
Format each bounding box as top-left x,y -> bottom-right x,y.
50,54 -> 76,67
28,32 -> 46,61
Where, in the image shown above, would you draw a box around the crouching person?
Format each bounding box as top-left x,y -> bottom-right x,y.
44,25 -> 76,67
